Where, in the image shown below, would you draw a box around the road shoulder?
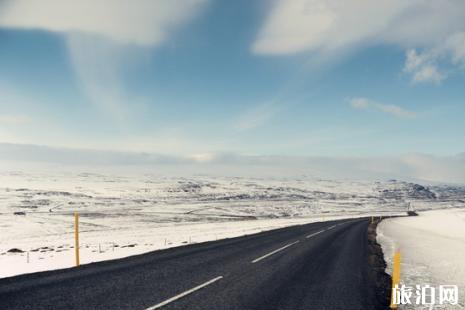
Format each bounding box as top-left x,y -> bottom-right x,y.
368,218 -> 391,309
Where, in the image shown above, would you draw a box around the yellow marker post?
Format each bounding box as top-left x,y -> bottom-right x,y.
390,251 -> 401,309
74,212 -> 80,267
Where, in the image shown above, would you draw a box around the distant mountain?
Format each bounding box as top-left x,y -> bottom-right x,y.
376,180 -> 436,200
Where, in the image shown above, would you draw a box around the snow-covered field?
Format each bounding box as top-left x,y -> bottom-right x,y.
378,209 -> 465,309
1,168 -> 464,279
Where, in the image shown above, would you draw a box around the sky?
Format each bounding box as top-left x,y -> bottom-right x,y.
0,0 -> 465,182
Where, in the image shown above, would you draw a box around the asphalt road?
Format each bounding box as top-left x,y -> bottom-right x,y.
0,218 -> 386,310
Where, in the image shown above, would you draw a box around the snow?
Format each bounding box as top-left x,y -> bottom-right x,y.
0,214 -> 367,279
378,209 -> 465,309
1,168 -> 464,279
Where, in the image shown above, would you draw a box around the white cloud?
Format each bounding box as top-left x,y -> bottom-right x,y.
0,0 -> 207,46
252,0 -> 339,55
403,49 -> 446,84
350,97 -> 416,118
253,0 -> 465,82
412,64 -> 445,84
0,0 -> 208,120
402,31 -> 465,84
253,0 -> 416,54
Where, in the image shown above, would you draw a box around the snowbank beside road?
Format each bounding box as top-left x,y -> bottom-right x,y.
378,209 -> 465,309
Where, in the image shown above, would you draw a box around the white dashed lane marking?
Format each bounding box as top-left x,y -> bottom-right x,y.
251,241 -> 300,263
145,276 -> 223,309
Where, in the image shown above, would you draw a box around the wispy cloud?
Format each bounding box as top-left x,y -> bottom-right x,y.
403,32 -> 465,84
252,0 -> 461,55
0,0 -> 208,46
349,97 -> 416,118
66,34 -> 138,121
0,0 -> 209,121
253,0 -> 465,82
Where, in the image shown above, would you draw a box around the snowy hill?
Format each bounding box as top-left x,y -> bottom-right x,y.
1,169 -> 464,278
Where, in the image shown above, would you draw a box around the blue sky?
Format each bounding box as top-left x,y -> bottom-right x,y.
0,0 -> 465,160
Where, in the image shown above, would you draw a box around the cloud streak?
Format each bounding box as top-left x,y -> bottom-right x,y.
349,97 -> 416,118
0,0 -> 209,121
0,0 -> 208,46
403,32 -> 465,84
253,0 -> 465,82
253,0 -> 465,54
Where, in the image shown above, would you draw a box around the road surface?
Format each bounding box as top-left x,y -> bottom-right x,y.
0,218 -> 386,309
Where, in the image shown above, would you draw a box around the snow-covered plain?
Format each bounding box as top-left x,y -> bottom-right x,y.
1,168 -> 464,279
378,209 -> 465,309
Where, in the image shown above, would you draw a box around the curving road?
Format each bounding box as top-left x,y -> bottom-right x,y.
0,218 -> 387,310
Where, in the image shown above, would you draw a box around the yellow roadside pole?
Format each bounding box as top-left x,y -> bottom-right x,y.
74,212 -> 80,267
390,251 -> 401,309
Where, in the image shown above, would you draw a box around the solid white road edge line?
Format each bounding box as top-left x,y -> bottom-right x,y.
251,241 -> 300,263
305,230 -> 325,239
145,276 -> 223,310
